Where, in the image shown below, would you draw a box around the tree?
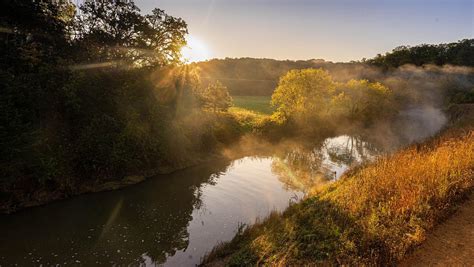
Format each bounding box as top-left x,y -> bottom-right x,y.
0,0 -> 77,184
143,8 -> 188,66
0,0 -> 75,66
200,81 -> 233,112
331,79 -> 395,123
76,1 -> 187,67
271,68 -> 335,120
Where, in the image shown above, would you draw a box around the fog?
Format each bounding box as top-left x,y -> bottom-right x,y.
216,63 -> 473,156
313,63 -> 473,145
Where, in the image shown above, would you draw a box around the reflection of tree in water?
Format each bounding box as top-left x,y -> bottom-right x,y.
0,160 -> 232,266
271,141 -> 329,193
94,161 -> 231,266
324,135 -> 379,166
272,135 -> 381,192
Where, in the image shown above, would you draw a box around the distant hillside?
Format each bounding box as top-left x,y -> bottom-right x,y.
194,39 -> 474,96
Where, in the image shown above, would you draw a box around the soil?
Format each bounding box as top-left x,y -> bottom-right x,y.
401,193 -> 474,266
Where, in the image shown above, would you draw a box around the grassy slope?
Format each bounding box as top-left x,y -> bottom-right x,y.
228,96 -> 277,133
202,117 -> 474,265
232,96 -> 274,115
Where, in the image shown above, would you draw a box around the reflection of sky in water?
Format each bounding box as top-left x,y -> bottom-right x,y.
321,135 -> 378,179
272,135 -> 381,193
165,157 -> 304,266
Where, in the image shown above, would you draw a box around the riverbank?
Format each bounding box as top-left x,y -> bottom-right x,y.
0,108 -> 257,214
201,110 -> 474,265
0,152 -> 227,214
0,105 -> 274,214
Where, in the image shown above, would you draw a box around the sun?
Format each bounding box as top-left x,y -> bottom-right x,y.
181,35 -> 211,63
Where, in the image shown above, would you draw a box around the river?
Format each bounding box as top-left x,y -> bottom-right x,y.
0,135 -> 383,266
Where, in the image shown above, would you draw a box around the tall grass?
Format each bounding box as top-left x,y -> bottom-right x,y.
325,128 -> 474,262
202,128 -> 474,265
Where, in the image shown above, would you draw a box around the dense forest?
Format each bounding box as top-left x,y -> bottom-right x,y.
0,0 -> 236,211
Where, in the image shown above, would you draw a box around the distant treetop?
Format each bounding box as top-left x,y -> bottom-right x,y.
366,39 -> 474,68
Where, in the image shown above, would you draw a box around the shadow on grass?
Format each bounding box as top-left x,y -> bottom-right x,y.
201,196 -> 389,266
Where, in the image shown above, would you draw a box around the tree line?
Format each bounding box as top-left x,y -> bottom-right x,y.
366,39 -> 474,68
195,40 -> 473,96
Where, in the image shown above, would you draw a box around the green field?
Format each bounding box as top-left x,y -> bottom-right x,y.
232,96 -> 274,115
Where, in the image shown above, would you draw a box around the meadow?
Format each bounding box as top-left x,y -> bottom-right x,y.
231,96 -> 274,115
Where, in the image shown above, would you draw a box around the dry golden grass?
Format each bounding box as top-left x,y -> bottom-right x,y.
324,129 -> 474,261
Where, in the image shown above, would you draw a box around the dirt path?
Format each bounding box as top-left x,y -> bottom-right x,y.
401,194 -> 474,266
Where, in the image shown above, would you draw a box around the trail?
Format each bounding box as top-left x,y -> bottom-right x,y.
401,193 -> 474,266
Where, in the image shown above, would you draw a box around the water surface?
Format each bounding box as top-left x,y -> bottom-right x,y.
0,135 -> 380,266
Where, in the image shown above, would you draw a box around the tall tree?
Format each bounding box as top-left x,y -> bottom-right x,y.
271,68 -> 335,120
331,80 -> 395,123
77,1 -> 187,67
199,81 -> 233,112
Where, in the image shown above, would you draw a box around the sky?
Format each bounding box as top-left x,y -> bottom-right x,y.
136,0 -> 473,62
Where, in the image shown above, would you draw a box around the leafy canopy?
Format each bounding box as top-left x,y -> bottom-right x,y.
272,68 -> 335,119
199,81 -> 233,112
271,68 -> 396,124
331,79 -> 395,123
77,1 -> 188,67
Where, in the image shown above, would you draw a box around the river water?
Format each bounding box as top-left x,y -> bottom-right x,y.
0,135 -> 382,266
